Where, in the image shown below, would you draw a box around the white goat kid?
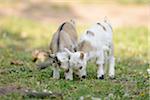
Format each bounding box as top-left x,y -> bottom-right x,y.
78,19 -> 115,79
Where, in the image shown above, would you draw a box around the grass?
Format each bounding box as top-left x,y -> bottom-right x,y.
0,16 -> 149,99
116,0 -> 150,5
0,0 -> 149,6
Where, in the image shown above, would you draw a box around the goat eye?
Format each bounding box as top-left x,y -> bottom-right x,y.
79,66 -> 83,69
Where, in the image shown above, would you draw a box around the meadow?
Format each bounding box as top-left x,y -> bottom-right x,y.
0,16 -> 149,99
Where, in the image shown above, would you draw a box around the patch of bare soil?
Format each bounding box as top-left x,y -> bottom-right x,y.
0,2 -> 149,27
0,85 -> 26,96
0,85 -> 63,99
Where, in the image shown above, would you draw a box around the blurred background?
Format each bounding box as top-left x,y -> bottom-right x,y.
0,0 -> 149,61
0,0 -> 149,26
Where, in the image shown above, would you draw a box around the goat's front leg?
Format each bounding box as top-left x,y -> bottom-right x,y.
108,44 -> 115,79
52,66 -> 60,79
109,56 -> 115,79
65,68 -> 73,80
78,66 -> 87,79
97,63 -> 104,79
96,50 -> 105,79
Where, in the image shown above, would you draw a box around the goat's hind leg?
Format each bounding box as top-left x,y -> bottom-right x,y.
97,63 -> 104,79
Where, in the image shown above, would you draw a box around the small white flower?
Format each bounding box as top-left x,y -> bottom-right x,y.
37,81 -> 40,85
139,71 -> 142,74
48,91 -> 52,94
32,90 -> 37,92
79,96 -> 84,100
86,95 -> 91,98
108,93 -> 113,97
43,89 -> 48,92
91,97 -> 101,100
25,89 -> 29,92
147,69 -> 150,75
123,93 -> 129,97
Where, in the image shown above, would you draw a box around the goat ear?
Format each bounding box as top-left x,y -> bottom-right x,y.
70,19 -> 76,25
103,16 -> 108,23
48,50 -> 52,54
80,52 -> 85,60
86,31 -> 95,36
64,48 -> 72,55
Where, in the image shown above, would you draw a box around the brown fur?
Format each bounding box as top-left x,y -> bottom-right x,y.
49,21 -> 78,54
32,50 -> 49,63
78,40 -> 94,53
80,52 -> 84,60
37,20 -> 78,70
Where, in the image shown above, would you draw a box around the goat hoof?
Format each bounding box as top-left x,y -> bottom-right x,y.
65,78 -> 73,81
98,75 -> 104,80
109,77 -> 115,80
81,75 -> 86,79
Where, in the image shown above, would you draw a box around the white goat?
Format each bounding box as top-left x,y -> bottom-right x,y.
78,19 -> 115,79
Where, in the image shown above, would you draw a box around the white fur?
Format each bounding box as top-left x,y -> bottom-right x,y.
79,19 -> 115,79
68,51 -> 87,78
65,68 -> 73,80
53,49 -> 87,80
52,19 -> 115,80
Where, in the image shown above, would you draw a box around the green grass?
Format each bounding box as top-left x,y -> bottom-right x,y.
0,0 -> 149,6
116,0 -> 150,5
79,0 -> 150,5
0,16 -> 149,99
